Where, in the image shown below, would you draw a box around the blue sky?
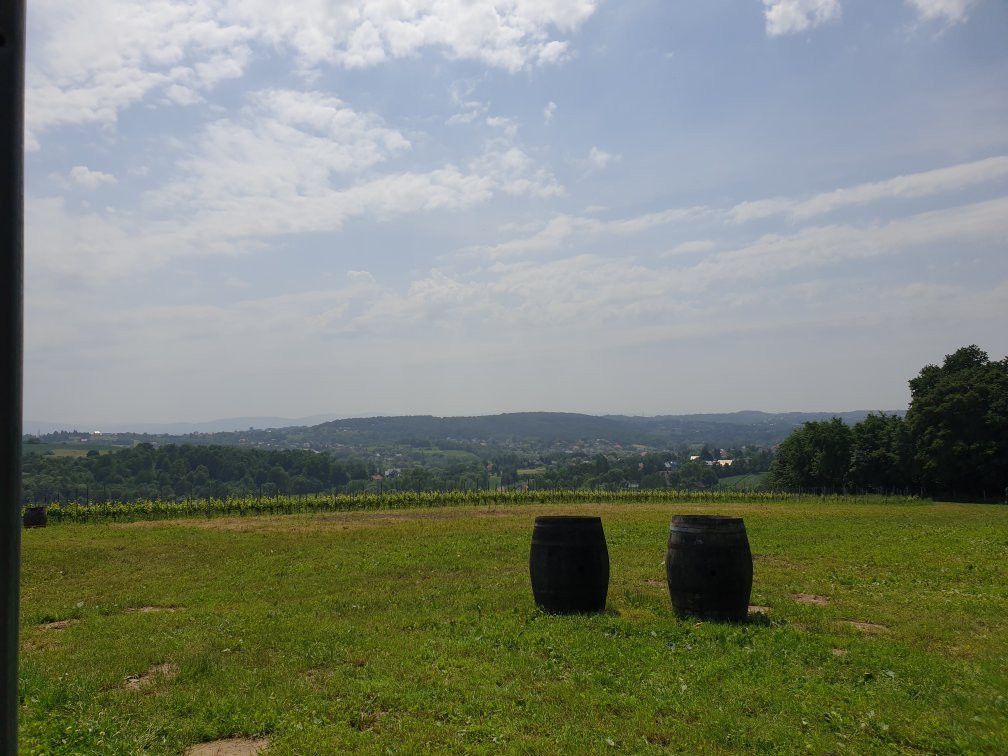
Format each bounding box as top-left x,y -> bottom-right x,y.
23,0 -> 1008,427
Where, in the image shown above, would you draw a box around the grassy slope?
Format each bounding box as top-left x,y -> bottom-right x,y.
18,499 -> 1008,754
716,473 -> 769,490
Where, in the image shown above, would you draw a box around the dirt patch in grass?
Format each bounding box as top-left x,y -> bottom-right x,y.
350,709 -> 388,732
183,737 -> 269,756
304,667 -> 328,686
749,605 -> 771,615
124,662 -> 177,691
845,620 -> 888,633
645,731 -> 673,747
832,648 -> 847,657
126,605 -> 179,613
40,619 -> 78,631
791,593 -> 829,605
644,579 -> 666,588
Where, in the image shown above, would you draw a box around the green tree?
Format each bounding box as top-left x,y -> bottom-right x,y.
905,345 -> 1008,500
677,460 -> 718,489
767,417 -> 852,491
268,465 -> 290,492
848,413 -> 912,492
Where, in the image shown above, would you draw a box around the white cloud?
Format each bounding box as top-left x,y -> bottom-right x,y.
26,0 -> 600,146
251,0 -> 599,72
729,155 -> 1008,223
465,156 -> 1008,269
347,270 -> 378,285
147,89 -> 414,217
446,102 -> 488,125
587,146 -> 620,169
466,206 -> 712,259
662,240 -> 717,257
496,197 -> 1008,326
905,0 -> 978,24
339,196 -> 1008,338
544,101 -> 558,124
470,147 -> 563,198
693,196 -> 1008,289
29,89 -> 565,283
32,195 -> 1008,354
763,0 -> 841,36
486,116 -> 520,138
26,0 -> 253,146
69,165 -> 117,189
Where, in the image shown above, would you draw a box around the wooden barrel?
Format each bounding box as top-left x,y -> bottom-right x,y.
23,506 -> 48,529
530,516 -> 609,614
665,515 -> 752,622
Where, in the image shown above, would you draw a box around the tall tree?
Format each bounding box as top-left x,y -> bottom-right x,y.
848,413 -> 912,493
905,345 -> 1008,500
767,417 -> 853,491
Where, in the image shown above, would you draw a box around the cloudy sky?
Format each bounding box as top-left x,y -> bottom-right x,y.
24,0 -> 1008,428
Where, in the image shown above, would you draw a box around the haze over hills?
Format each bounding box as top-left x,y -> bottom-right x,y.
26,410 -> 904,449
22,415 -> 345,436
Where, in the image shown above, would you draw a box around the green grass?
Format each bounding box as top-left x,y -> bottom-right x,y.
406,448 -> 482,465
717,473 -> 769,490
23,441 -> 124,457
18,497 -> 1008,753
22,443 -> 95,458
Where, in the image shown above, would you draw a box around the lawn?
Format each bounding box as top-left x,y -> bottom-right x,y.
716,473 -> 769,490
18,497 -> 1008,753
22,442 -> 119,457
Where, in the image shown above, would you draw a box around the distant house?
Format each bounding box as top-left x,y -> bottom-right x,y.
716,459 -> 734,467
689,455 -> 700,461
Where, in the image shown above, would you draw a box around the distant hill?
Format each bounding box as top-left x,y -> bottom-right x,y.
28,410 -> 904,450
23,415 -> 343,435
303,410 -> 898,446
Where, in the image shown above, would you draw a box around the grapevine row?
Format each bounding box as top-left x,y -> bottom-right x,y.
31,489 -> 919,525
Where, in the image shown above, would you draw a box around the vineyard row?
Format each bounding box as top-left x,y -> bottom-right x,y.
27,488 -> 920,525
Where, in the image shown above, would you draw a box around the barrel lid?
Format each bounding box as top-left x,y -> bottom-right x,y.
669,515 -> 745,533
534,515 -> 603,525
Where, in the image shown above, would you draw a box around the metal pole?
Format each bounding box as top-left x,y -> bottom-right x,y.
0,0 -> 25,750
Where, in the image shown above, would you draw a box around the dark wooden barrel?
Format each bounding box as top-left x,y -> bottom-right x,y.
23,506 -> 47,529
530,516 -> 609,614
666,515 -> 752,622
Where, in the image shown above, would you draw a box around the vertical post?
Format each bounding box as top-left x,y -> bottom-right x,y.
0,0 -> 25,750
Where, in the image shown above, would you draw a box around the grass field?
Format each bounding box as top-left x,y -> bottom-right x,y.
22,442 -> 122,458
18,497 -> 1008,753
716,473 -> 769,490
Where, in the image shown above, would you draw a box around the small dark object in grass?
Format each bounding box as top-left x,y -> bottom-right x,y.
666,515 -> 753,622
23,506 -> 47,528
530,516 -> 609,614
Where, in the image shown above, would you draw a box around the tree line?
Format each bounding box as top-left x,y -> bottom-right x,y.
21,443 -> 378,503
22,439 -> 775,504
767,345 -> 1008,501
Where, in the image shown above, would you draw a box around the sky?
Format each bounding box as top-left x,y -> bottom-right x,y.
23,0 -> 1008,428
